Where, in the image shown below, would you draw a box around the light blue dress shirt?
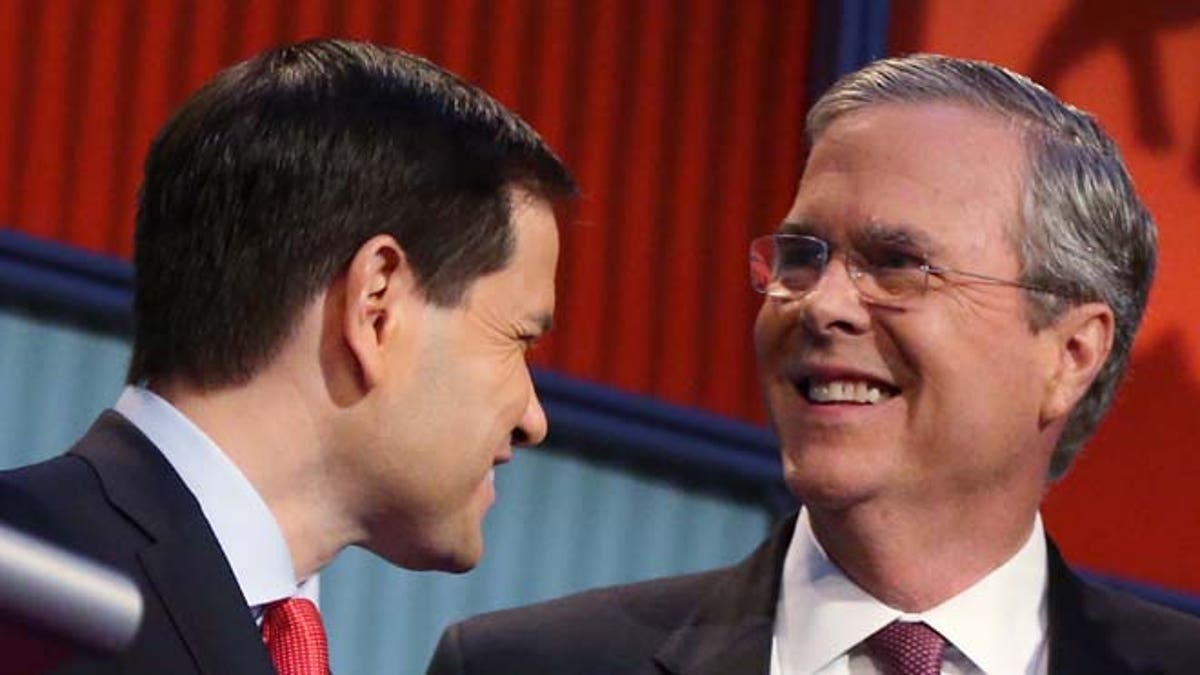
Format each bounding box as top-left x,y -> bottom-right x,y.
114,385 -> 319,624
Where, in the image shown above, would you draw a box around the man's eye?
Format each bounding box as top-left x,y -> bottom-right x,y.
777,245 -> 822,269
864,247 -> 926,270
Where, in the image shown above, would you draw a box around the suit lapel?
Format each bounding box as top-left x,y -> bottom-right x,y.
72,412 -> 277,675
138,530 -> 278,675
1046,537 -> 1135,675
653,514 -> 797,675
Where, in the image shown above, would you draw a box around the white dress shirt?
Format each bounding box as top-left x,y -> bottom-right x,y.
770,509 -> 1048,675
114,385 -> 318,623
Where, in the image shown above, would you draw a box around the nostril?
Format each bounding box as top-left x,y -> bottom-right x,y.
510,428 -> 530,445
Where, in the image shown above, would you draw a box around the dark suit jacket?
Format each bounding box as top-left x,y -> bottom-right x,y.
0,411 -> 277,675
428,514 -> 1200,675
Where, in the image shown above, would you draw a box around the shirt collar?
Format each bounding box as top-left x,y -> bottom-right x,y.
774,508 -> 1047,674
114,385 -> 314,610
922,515 -> 1047,674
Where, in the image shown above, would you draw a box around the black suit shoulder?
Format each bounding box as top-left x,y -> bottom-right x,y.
0,451 -> 146,567
1044,538 -> 1200,674
429,516 -> 795,675
0,441 -> 170,674
1067,574 -> 1200,673
430,568 -> 732,675
0,412 -> 276,675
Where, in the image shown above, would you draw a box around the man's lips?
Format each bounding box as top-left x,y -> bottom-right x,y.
488,446 -> 513,489
494,446 -> 514,465
787,368 -> 901,405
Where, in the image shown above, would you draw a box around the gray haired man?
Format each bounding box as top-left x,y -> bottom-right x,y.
428,54 -> 1200,675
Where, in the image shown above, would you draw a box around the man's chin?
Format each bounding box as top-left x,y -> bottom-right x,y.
437,517 -> 489,572
369,521 -> 484,573
435,537 -> 484,574
784,458 -> 886,511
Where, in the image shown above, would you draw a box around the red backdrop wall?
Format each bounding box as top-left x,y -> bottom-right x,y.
0,0 -> 811,422
2,0 -> 1196,594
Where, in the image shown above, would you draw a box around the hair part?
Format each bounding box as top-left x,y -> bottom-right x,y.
806,53 -> 1157,479
128,39 -> 576,390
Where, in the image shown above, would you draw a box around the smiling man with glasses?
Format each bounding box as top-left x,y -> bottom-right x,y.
428,54 -> 1200,675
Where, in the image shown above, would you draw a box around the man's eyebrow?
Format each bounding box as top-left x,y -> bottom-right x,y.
778,221 -> 816,235
777,220 -> 941,255
856,222 -> 940,255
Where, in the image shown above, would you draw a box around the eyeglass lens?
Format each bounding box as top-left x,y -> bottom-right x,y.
750,234 -> 929,302
750,235 -> 826,295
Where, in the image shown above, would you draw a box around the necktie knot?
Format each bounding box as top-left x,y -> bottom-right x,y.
262,597 -> 329,675
866,620 -> 946,675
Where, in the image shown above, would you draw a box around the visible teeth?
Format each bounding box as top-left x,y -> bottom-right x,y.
807,379 -> 889,404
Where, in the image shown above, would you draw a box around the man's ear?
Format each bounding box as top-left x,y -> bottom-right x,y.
341,234 -> 416,390
1041,302 -> 1115,425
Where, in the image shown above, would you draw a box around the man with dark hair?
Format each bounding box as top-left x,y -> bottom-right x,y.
0,38 -> 574,673
427,54 -> 1200,674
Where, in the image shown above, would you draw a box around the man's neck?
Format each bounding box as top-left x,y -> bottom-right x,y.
806,492 -> 1042,612
155,373 -> 362,581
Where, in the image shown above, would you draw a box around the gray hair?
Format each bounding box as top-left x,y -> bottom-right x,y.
807,54 -> 1157,480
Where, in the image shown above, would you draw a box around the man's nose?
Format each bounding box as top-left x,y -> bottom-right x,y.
799,256 -> 872,336
511,388 -> 548,446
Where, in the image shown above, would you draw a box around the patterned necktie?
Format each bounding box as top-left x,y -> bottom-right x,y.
865,620 -> 946,675
261,598 -> 330,675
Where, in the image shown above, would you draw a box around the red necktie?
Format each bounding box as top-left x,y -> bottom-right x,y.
261,598 -> 330,675
865,620 -> 946,675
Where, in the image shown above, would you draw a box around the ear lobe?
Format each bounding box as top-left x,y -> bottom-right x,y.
342,234 -> 412,390
1040,302 -> 1115,424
